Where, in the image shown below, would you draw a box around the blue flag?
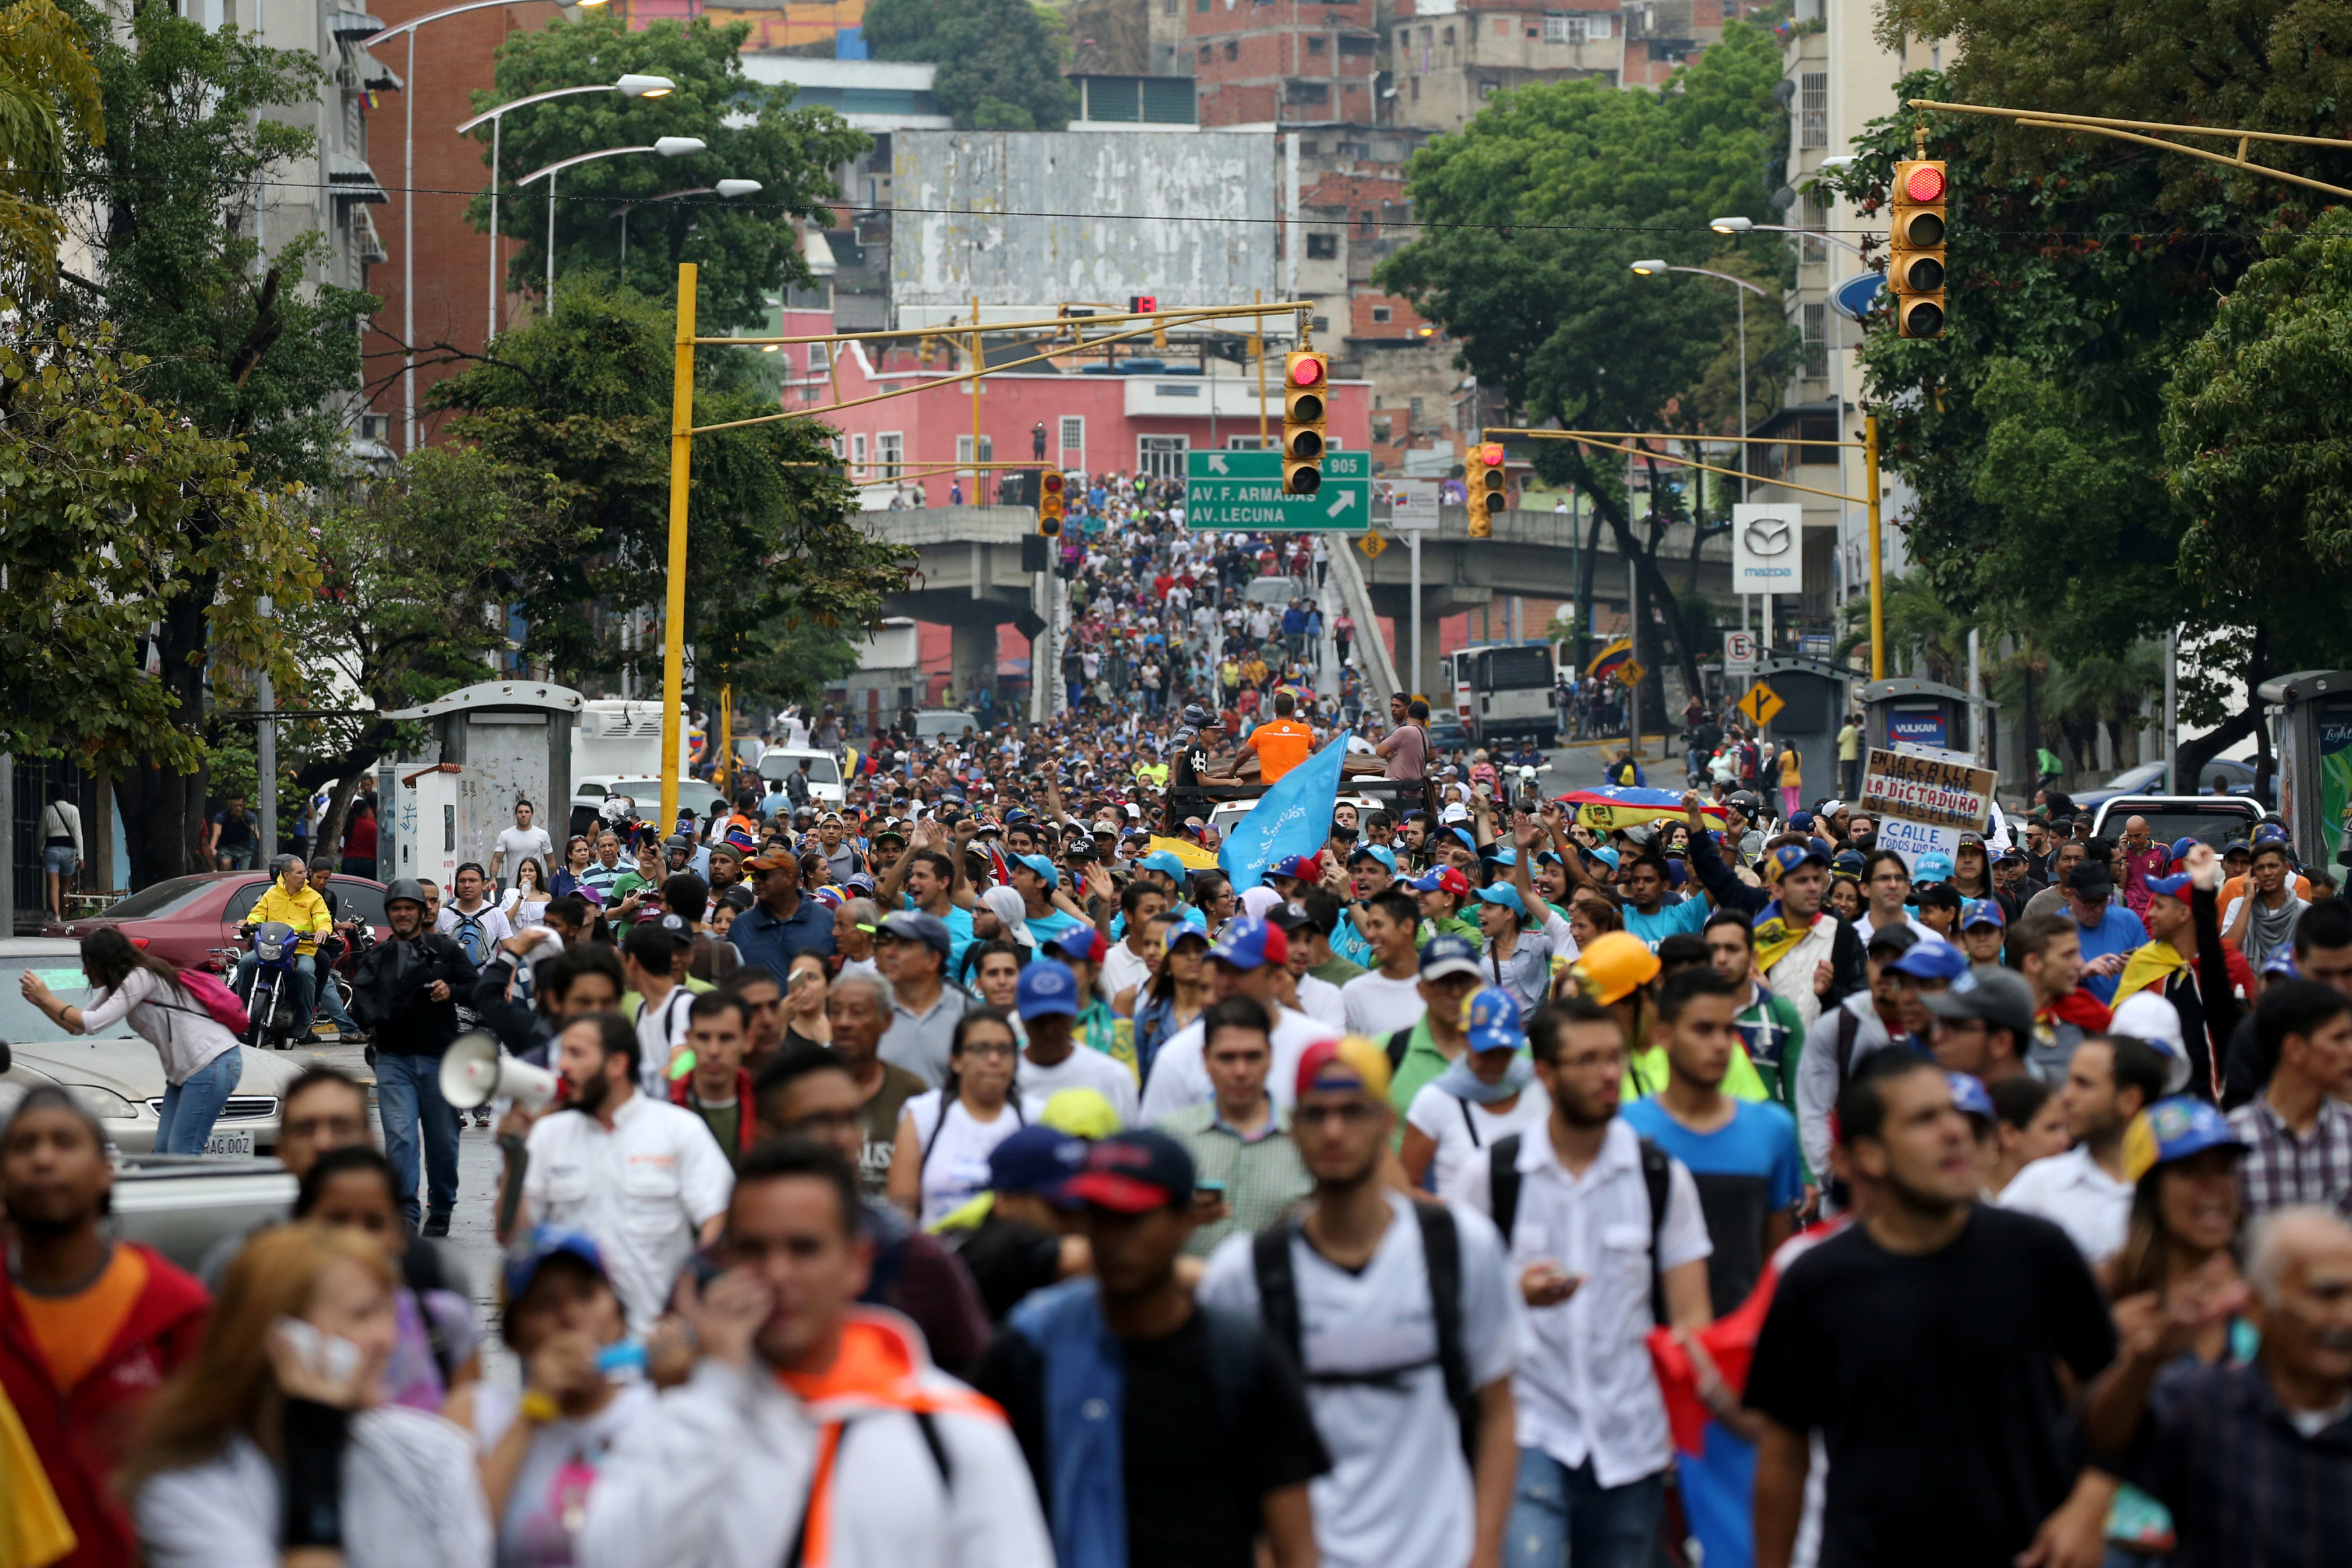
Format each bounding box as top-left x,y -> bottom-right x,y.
1218,736 -> 1349,896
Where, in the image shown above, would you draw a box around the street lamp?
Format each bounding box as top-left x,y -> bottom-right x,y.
1708,214 -> 1874,261
360,0 -> 663,455
1627,260 -> 1770,498
455,74 -> 677,344
519,138 -> 706,304
616,180 -> 763,269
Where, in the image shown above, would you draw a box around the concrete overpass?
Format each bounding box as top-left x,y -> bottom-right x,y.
865,502 -> 1738,701
864,507 -> 1044,699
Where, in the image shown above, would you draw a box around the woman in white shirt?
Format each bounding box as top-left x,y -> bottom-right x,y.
19,928 -> 243,1153
888,1009 -> 1025,1228
499,858 -> 554,931
128,1223 -> 493,1568
1400,986 -> 1550,1200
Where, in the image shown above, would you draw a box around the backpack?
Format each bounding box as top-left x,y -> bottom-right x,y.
1488,1132 -> 1674,1325
1251,1202 -> 1481,1464
178,967 -> 251,1034
1385,1027 -> 1415,1072
448,908 -> 489,966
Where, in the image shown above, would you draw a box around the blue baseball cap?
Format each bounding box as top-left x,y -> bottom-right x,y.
1267,853 -> 1322,884
2169,836 -> 2199,864
2125,1096 -> 2249,1183
1946,1072 -> 1995,1122
988,1125 -> 1089,1203
1346,843 -> 1399,873
1888,938 -> 1970,982
1765,842 -> 1828,881
1208,914 -> 1288,971
2144,872 -> 2195,902
1960,898 -> 2005,930
1473,883 -> 1527,918
1464,986 -> 1524,1053
1787,810 -> 1816,832
1015,960 -> 1081,1019
1140,850 -> 1189,879
2253,822 -> 2290,846
1014,853 -> 1060,889
1163,918 -> 1211,953
1419,933 -> 1485,982
1831,849 -> 1865,878
1488,847 -> 1519,867
1913,852 -> 1956,883
502,1225 -> 607,1304
1586,844 -> 1620,870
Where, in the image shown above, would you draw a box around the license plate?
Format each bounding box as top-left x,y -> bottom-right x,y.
205,1129 -> 255,1157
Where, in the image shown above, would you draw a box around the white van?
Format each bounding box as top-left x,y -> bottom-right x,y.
757,746 -> 847,809
570,775 -> 732,842
912,709 -> 979,742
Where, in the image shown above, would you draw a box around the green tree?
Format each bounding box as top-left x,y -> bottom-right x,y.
0,0 -> 101,298
280,445 -> 582,854
429,277 -> 911,695
471,14 -> 866,329
1376,22 -> 1792,718
0,318 -> 311,866
2164,208 -> 2352,697
1812,15 -> 2352,783
864,0 -> 1076,131
38,3 -> 378,879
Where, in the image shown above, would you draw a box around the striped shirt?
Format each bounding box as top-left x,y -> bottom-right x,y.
2226,1094 -> 2352,1224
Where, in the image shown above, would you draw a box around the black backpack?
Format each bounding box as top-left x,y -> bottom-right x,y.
1251,1201 -> 1481,1464
1488,1132 -> 1674,1326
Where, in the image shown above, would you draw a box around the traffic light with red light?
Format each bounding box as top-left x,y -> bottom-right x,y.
1467,441 -> 1507,537
1889,159 -> 1948,339
1038,470 -> 1064,537
1283,351 -> 1329,495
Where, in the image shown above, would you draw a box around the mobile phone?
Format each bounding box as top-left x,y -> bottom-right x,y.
1195,1179 -> 1228,1199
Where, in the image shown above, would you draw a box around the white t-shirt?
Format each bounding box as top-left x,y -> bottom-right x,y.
1018,1043 -> 1138,1127
1405,1082 -> 1553,1202
495,824 -> 557,875
1101,939 -> 1157,1008
1198,1192 -> 1525,1568
470,1379 -> 658,1568
1996,1145 -> 2132,1263
903,1091 -> 1026,1228
436,900 -> 515,966
521,1092 -> 734,1333
632,986 -> 696,1095
1341,970 -> 1428,1039
1294,971 -> 1345,1030
1140,1004 -> 1338,1123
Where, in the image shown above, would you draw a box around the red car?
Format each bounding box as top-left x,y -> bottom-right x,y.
46,871 -> 394,973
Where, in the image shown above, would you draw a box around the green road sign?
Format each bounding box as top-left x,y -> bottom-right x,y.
1184,449 -> 1370,531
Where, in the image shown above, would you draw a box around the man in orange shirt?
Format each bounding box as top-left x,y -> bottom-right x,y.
0,1087 -> 209,1568
1239,689 -> 1319,783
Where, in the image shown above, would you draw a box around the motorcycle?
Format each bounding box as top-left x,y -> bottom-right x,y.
223,921 -> 305,1051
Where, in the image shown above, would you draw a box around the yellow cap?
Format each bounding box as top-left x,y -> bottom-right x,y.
1566,930 -> 1661,1005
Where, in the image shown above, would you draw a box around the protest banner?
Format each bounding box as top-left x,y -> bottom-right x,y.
1857,747 -> 1999,871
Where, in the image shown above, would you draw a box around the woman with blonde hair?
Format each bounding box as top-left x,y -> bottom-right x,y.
128,1224 -> 490,1568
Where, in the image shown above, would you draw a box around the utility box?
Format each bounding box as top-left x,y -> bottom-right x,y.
2259,669 -> 2352,871
1863,677 -> 1978,757
380,681 -> 585,877
386,763 -> 463,891
1753,655 -> 1861,801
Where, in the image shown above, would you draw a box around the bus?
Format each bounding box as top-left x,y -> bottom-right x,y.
1443,642 -> 1558,747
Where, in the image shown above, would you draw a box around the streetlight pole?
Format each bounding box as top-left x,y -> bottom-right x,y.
518,138 -> 707,307
1629,259 -> 1770,636
456,75 -> 677,338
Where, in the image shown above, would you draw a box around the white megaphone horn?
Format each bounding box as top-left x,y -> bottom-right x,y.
437,1031 -> 559,1113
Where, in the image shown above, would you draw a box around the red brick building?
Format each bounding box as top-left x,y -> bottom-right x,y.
1189,0 -> 1382,127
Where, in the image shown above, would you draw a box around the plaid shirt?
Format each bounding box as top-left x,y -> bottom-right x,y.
1156,1100 -> 1312,1257
2226,1094 -> 2352,1224
2120,1359 -> 2352,1568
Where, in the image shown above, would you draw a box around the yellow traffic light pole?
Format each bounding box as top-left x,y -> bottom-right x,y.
655,267 -> 1310,829
1483,425 -> 1888,679
1906,100 -> 2352,200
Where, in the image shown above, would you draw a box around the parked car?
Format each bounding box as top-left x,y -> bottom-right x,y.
106,1153 -> 300,1272
911,709 -> 980,742
569,774 -> 732,842
2071,756 -> 2269,812
2086,795 -> 2267,853
0,939 -> 308,1155
44,870 -> 391,973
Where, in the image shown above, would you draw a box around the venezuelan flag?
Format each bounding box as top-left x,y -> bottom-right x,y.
1586,638 -> 1634,680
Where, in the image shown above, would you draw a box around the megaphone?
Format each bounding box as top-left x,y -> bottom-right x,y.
437,1031 -> 559,1113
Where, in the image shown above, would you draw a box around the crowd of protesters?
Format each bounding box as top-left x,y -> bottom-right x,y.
7,507 -> 2352,1567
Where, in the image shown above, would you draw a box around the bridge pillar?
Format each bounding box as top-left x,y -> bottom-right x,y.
950,622 -> 995,709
